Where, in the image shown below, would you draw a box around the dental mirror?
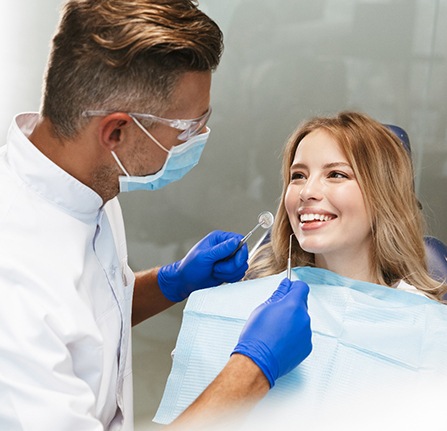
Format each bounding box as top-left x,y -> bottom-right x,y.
227,211 -> 274,259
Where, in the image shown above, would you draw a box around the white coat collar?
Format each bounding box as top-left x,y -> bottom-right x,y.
7,113 -> 103,222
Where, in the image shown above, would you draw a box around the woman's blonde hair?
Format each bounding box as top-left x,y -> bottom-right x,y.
246,111 -> 446,302
42,0 -> 223,138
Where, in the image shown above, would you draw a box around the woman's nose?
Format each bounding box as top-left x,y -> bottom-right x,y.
299,177 -> 323,201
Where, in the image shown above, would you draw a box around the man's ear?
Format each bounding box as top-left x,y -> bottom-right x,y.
98,113 -> 133,151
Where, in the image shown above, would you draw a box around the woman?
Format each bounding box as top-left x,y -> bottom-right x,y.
246,111 -> 446,301
155,111 -> 447,427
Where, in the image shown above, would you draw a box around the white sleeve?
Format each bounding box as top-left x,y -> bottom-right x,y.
0,275 -> 105,431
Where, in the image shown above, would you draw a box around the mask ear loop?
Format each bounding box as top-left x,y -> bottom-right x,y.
130,115 -> 169,153
111,115 -> 170,177
111,151 -> 131,177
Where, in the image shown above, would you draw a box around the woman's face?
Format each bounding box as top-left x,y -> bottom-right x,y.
285,129 -> 372,266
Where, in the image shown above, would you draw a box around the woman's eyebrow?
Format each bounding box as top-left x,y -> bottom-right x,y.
323,162 -> 352,169
290,161 -> 352,170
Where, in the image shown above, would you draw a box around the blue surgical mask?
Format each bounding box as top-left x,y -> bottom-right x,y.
111,118 -> 210,192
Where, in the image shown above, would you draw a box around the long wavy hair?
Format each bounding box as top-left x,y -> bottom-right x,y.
246,111 -> 446,302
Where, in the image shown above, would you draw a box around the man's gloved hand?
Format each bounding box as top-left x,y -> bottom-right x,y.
232,278 -> 312,388
158,230 -> 249,302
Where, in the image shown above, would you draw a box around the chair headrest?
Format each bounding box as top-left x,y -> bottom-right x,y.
424,236 -> 447,286
384,124 -> 411,155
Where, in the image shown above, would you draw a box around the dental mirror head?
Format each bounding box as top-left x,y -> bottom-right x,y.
225,210 -> 275,260
258,211 -> 274,229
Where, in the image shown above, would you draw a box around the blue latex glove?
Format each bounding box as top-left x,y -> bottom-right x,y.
232,278 -> 312,388
158,230 -> 249,302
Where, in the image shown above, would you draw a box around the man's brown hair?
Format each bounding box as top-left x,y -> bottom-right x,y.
42,0 -> 223,137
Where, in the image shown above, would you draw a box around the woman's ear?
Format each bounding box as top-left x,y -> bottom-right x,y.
98,113 -> 133,151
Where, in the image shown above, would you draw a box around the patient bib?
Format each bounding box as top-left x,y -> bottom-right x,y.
154,267 -> 447,428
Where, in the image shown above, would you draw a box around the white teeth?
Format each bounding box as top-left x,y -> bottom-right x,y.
300,213 -> 332,222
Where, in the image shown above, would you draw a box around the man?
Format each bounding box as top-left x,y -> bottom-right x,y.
0,1 -> 312,430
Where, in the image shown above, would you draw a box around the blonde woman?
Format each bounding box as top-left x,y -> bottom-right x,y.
154,111 -> 447,428
247,111 -> 446,302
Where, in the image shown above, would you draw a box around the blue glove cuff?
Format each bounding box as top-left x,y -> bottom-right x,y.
232,340 -> 278,388
158,262 -> 184,302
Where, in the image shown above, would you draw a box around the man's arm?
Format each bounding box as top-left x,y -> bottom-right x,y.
131,268 -> 175,326
167,279 -> 312,430
166,354 -> 269,430
131,231 -> 248,326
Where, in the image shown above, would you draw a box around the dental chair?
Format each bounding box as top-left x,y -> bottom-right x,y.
384,124 -> 447,290
424,236 -> 447,288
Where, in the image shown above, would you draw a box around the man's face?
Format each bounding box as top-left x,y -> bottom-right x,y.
128,71 -> 212,177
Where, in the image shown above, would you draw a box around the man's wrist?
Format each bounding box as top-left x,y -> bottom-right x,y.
168,353 -> 269,430
227,353 -> 270,396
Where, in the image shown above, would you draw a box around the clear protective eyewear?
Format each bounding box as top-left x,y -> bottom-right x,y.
82,106 -> 212,141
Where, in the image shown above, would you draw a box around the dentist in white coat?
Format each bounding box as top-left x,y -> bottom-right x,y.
0,1 -> 312,430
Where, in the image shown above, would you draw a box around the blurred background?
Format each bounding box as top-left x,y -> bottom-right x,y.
2,0 -> 446,429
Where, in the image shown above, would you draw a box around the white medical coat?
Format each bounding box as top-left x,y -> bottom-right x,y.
0,114 -> 135,430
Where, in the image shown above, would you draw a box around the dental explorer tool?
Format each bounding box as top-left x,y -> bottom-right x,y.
287,233 -> 294,279
227,211 -> 274,259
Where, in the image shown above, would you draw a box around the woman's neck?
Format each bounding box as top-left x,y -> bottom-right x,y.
314,250 -> 378,284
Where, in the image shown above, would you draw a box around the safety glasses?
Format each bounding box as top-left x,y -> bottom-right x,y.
83,106 -> 212,141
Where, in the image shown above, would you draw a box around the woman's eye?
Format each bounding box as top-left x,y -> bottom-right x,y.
291,172 -> 306,181
329,171 -> 348,179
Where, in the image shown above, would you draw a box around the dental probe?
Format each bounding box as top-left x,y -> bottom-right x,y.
287,233 -> 294,279
227,211 -> 274,259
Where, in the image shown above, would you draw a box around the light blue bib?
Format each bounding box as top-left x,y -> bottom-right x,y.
154,267 -> 447,426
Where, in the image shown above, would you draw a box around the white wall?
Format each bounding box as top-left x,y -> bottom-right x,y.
2,1 -> 446,429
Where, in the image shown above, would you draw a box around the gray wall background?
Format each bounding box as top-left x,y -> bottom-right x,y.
2,1 -> 446,429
